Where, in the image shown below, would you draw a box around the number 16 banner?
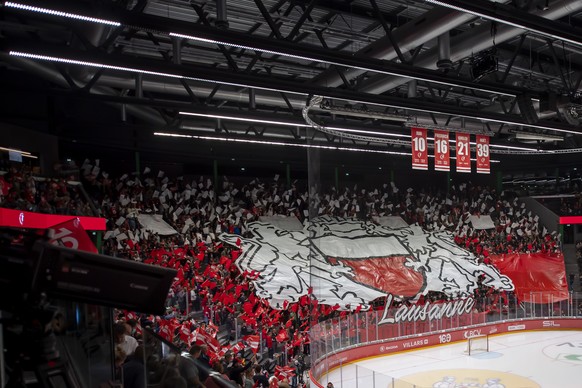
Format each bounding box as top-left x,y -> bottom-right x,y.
476,135 -> 490,174
411,127 -> 428,170
455,133 -> 471,173
433,130 -> 450,172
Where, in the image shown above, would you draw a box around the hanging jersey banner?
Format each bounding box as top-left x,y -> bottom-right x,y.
476,135 -> 490,174
411,127 -> 428,170
455,133 -> 471,173
433,130 -> 450,172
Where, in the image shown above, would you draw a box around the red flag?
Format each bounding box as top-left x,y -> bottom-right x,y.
455,132 -> 471,173
244,334 -> 260,353
231,341 -> 245,355
179,323 -> 194,347
276,329 -> 289,343
433,130 -> 450,172
274,365 -> 296,381
195,327 -> 220,354
411,127 -> 428,170
476,134 -> 490,174
49,218 -> 98,253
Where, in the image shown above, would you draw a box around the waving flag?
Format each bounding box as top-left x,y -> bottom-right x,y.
221,217 -> 513,310
244,334 -> 260,353
50,218 -> 98,253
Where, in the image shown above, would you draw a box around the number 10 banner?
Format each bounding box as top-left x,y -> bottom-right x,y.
411,127 -> 428,170
476,134 -> 490,174
455,133 -> 471,173
433,130 -> 450,172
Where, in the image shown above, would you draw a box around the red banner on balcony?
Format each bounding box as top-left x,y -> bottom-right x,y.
0,208 -> 106,230
455,133 -> 471,173
411,127 -> 428,170
476,134 -> 490,174
433,130 -> 450,172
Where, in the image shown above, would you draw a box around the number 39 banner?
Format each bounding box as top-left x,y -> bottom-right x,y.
455,133 -> 471,173
433,130 -> 450,172
476,134 -> 490,174
411,127 -> 428,170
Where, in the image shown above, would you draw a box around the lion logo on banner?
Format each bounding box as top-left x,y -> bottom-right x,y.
221,216 -> 513,309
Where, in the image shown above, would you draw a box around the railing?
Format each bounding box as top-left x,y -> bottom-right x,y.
309,292 -> 582,387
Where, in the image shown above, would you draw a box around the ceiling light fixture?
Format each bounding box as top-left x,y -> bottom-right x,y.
424,0 -> 582,49
154,131 -> 500,162
179,111 -> 310,127
154,132 -> 410,155
10,50 -> 578,137
169,32 -> 321,64
4,2 -> 121,26
170,32 -> 513,97
0,146 -> 37,158
0,146 -> 32,155
327,127 -> 411,138
8,51 -> 308,96
513,132 -> 564,142
2,2 -> 517,97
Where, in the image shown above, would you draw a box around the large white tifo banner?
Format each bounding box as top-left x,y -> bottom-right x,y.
221,216 -> 513,309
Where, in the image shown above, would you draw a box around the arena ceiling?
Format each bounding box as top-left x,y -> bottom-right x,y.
1,0 -> 582,170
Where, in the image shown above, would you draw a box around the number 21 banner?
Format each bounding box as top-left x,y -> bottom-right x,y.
476,134 -> 490,174
411,127 -> 428,170
433,130 -> 450,172
455,133 -> 471,173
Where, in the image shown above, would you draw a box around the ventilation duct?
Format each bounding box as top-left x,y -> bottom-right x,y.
357,0 -> 582,95
313,8 -> 477,87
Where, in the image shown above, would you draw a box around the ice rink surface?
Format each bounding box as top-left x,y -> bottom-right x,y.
321,330 -> 582,388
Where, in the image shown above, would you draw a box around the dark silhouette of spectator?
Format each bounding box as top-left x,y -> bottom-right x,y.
122,345 -> 146,388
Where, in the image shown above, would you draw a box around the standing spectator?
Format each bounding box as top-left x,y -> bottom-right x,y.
123,345 -> 146,388
179,345 -> 205,388
114,322 -> 138,356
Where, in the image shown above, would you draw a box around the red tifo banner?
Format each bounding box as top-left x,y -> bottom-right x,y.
0,207 -> 106,231
455,132 -> 471,173
433,130 -> 450,172
489,252 -> 569,303
476,134 -> 490,174
411,127 -> 428,170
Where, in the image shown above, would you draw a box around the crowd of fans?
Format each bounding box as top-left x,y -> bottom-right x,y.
0,165 -> 93,216
0,160 -> 570,388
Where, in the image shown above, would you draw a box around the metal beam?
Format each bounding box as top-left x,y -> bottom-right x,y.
10,44 -> 580,134
4,1 -> 532,97
422,0 -> 582,50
